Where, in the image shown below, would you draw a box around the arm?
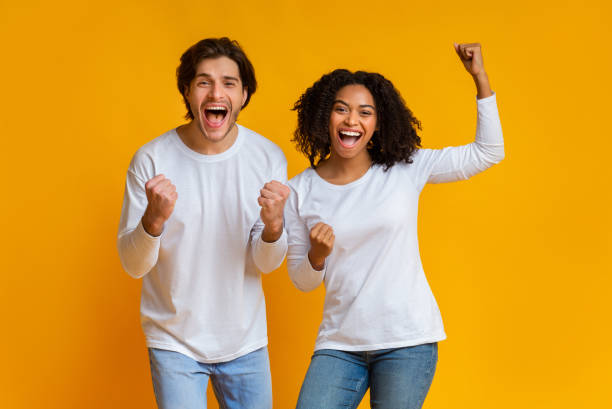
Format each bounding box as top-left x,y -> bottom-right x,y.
420,43 -> 504,186
117,171 -> 177,279
251,163 -> 290,273
285,187 -> 334,292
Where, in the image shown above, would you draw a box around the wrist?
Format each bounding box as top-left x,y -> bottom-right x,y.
261,221 -> 283,243
142,211 -> 164,237
308,252 -> 326,271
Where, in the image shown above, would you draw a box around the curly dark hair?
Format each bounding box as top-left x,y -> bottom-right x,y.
177,37 -> 257,120
292,69 -> 422,170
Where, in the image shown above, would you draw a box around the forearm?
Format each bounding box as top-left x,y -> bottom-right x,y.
117,220 -> 161,278
261,220 -> 283,243
473,71 -> 492,99
252,229 -> 287,273
287,255 -> 326,292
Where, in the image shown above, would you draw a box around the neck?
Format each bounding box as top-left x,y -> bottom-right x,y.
177,121 -> 238,155
317,150 -> 372,185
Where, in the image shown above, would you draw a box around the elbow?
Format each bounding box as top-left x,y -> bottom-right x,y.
287,265 -> 322,292
291,277 -> 320,292
256,259 -> 283,274
252,249 -> 287,274
117,241 -> 151,279
119,255 -> 150,279
493,145 -> 505,164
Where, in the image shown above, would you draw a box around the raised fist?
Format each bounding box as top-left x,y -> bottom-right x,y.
454,42 -> 485,77
142,174 -> 178,236
308,222 -> 335,271
258,180 -> 290,242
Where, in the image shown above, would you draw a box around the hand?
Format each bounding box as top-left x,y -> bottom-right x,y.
308,222 -> 335,271
454,42 -> 492,99
454,42 -> 485,76
258,180 -> 290,242
141,174 -> 178,236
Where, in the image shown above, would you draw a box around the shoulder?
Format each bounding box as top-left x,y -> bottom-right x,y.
238,124 -> 286,164
128,129 -> 177,179
288,167 -> 315,191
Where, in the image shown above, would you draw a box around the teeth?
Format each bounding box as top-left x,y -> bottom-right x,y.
207,106 -> 227,111
340,131 -> 361,137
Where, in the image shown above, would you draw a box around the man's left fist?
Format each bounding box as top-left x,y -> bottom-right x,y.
258,180 -> 290,242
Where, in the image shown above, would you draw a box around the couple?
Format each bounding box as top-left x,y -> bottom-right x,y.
117,37 -> 504,409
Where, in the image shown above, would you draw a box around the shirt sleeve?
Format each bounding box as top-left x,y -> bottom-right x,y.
414,93 -> 505,191
285,183 -> 326,292
250,158 -> 289,274
117,168 -> 161,279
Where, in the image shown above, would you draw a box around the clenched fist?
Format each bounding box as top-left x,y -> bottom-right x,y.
454,42 -> 492,99
258,180 -> 290,243
141,174 -> 178,236
308,222 -> 335,271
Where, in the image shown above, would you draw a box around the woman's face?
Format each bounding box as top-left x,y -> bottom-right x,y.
328,84 -> 378,161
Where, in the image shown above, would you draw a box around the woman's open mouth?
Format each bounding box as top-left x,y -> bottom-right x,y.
338,129 -> 363,148
203,105 -> 228,128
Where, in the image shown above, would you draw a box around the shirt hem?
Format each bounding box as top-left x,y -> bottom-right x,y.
146,338 -> 268,364
313,332 -> 446,352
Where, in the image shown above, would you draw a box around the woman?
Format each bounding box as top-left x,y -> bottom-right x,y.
284,43 -> 504,409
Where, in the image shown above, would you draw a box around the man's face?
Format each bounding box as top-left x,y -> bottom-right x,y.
184,56 -> 248,144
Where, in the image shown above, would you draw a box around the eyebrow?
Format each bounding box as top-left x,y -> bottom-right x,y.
333,100 -> 375,110
195,73 -> 240,82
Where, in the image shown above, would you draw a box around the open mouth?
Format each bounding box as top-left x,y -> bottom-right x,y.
203,105 -> 228,128
338,130 -> 363,148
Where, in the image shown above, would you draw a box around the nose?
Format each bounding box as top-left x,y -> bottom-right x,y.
345,110 -> 358,126
209,82 -> 223,100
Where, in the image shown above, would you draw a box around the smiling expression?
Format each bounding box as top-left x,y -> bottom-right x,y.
328,84 -> 378,161
184,56 -> 247,146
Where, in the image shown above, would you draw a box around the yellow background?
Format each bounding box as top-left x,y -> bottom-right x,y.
1,0 -> 611,408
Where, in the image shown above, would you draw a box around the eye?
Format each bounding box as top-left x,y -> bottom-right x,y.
334,106 -> 347,113
361,110 -> 372,116
198,81 -> 209,86
225,82 -> 236,87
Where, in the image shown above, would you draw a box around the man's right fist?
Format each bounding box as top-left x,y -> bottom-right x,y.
142,174 -> 178,236
308,222 -> 335,271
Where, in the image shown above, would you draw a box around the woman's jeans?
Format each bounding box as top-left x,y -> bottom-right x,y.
296,343 -> 438,409
148,346 -> 272,409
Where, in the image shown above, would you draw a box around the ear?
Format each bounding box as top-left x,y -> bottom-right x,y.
241,86 -> 248,107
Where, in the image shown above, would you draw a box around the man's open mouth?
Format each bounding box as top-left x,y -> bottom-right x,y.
203,105 -> 228,127
338,130 -> 363,148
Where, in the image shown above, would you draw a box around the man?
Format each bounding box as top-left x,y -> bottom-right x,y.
117,37 -> 289,409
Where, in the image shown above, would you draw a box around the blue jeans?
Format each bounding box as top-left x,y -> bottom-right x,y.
296,343 -> 438,409
148,346 -> 272,409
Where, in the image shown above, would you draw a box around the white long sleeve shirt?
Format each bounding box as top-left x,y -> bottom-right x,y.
117,124 -> 288,363
285,94 -> 504,351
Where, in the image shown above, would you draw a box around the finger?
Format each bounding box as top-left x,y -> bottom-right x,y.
310,222 -> 324,238
460,44 -> 471,60
322,228 -> 334,243
326,233 -> 335,247
453,42 -> 460,56
260,188 -> 282,201
152,179 -> 172,195
145,174 -> 166,190
316,226 -> 331,242
264,181 -> 290,197
259,197 -> 275,208
170,191 -> 178,201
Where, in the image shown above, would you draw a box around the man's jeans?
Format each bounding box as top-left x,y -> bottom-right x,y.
148,346 -> 272,409
296,343 -> 438,409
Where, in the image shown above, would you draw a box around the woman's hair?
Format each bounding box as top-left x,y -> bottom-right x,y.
176,37 -> 257,120
292,69 -> 422,170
